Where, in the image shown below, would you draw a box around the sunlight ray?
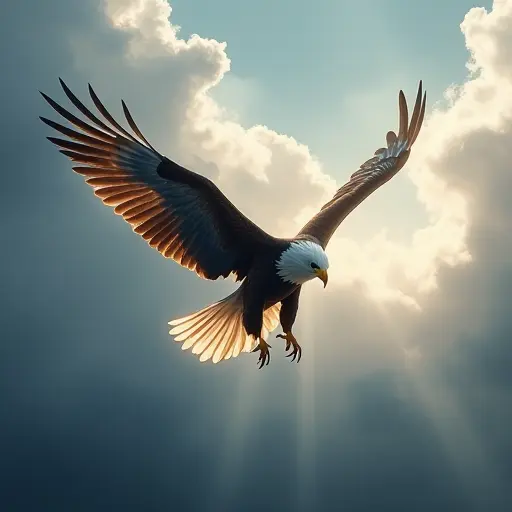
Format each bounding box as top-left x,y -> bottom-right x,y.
360,302 -> 504,505
211,367 -> 262,508
294,290 -> 318,511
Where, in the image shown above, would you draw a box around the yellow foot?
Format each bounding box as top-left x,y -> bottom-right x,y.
276,331 -> 302,363
252,337 -> 272,369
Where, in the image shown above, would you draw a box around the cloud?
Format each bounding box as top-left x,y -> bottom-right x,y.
309,0 -> 512,368
93,0 -> 496,312
96,0 -> 337,237
312,4 -> 512,500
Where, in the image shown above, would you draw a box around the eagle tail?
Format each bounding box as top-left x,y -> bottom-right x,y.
168,290 -> 281,364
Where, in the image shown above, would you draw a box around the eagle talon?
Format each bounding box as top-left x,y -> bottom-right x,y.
253,338 -> 271,369
277,332 -> 302,363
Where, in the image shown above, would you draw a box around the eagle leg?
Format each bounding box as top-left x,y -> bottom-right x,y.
252,337 -> 272,369
277,332 -> 302,363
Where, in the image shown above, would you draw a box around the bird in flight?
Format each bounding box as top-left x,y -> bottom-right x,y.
40,79 -> 426,368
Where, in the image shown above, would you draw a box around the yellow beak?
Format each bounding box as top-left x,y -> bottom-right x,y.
315,268 -> 328,288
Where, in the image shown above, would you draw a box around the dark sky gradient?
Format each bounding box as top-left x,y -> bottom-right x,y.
2,1 -> 512,511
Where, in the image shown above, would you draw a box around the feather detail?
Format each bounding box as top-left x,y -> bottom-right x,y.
276,241 -> 329,285
297,81 -> 427,248
168,290 -> 281,363
40,78 -> 278,282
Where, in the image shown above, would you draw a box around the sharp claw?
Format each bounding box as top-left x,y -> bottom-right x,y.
255,338 -> 271,368
279,332 -> 302,363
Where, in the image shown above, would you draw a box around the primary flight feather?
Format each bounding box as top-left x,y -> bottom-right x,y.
40,79 -> 426,368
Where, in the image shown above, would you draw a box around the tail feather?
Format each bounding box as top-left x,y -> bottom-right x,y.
168,290 -> 281,364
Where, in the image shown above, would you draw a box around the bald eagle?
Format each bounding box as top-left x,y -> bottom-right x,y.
40,80 -> 426,368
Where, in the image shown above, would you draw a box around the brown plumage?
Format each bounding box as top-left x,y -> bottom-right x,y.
298,82 -> 426,247
40,79 -> 426,368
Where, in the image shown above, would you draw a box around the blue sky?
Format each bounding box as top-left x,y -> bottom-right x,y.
173,0 -> 490,161
173,0 -> 492,242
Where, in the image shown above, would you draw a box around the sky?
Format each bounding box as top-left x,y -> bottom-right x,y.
4,0 -> 512,510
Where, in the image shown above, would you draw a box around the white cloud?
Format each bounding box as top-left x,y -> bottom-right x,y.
98,0 -> 337,233
94,0 -> 512,312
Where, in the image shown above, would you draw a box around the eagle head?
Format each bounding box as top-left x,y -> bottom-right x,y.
276,240 -> 329,287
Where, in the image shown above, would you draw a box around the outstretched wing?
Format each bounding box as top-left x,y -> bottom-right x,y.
298,81 -> 426,248
40,79 -> 277,281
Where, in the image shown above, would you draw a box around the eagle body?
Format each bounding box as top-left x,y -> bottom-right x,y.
168,237 -> 327,366
40,79 -> 426,368
239,239 -> 315,334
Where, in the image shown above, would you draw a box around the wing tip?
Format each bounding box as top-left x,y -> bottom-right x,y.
39,90 -> 52,103
88,82 -> 97,100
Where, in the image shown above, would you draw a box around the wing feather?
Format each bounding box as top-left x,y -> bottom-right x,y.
41,79 -> 278,281
298,82 -> 427,248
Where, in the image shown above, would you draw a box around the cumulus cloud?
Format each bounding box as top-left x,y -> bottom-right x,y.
99,0 -> 336,236
89,0 -> 503,311
71,0 -> 512,316
318,0 -> 512,370
318,0 -> 512,359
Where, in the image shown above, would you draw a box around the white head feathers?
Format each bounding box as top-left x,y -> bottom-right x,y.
276,240 -> 329,285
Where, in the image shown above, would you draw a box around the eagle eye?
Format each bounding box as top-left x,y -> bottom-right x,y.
310,262 -> 320,270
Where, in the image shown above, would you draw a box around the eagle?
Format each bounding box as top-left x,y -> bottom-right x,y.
40,79 -> 426,368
